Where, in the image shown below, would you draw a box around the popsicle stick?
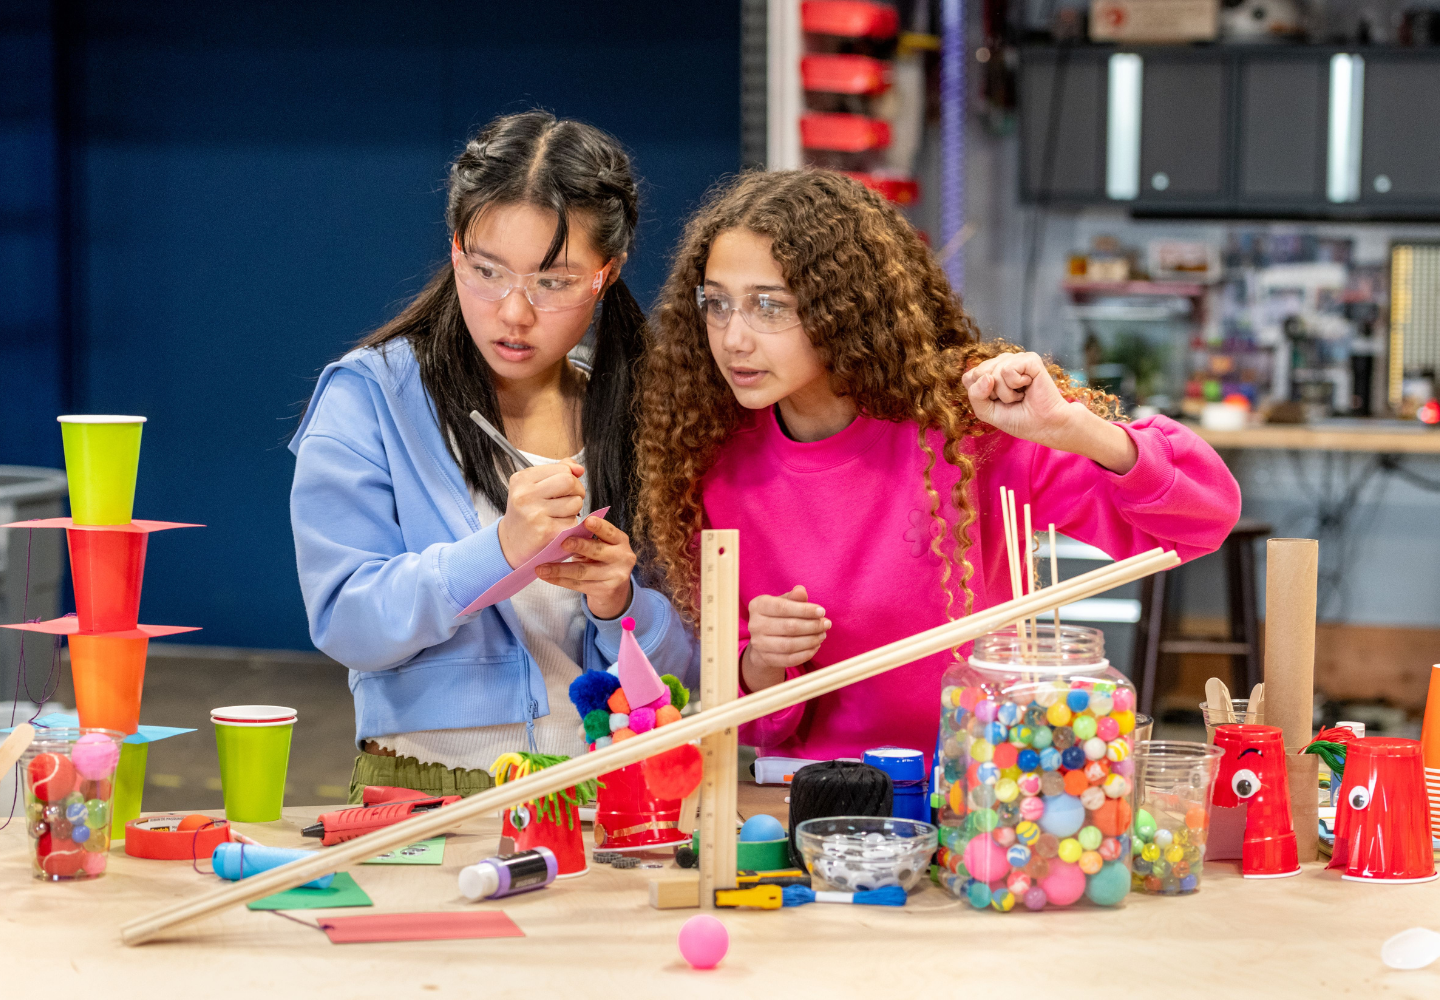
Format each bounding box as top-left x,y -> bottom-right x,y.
1048,523 -> 1062,636
1206,677 -> 1235,725
120,546 -> 1179,945
1245,683 -> 1265,724
0,723 -> 35,777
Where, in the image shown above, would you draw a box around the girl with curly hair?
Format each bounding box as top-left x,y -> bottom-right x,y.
636,170 -> 1239,765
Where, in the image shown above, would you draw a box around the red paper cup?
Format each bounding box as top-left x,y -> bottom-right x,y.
1212,724 -> 1300,879
69,634 -> 148,736
503,795 -> 588,877
593,762 -> 688,851
68,528 -> 148,633
1329,737 -> 1438,883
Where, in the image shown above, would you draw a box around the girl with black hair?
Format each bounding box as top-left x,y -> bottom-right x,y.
289,112 -> 693,801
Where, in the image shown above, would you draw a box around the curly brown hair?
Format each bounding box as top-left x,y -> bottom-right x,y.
636,170 -> 1118,623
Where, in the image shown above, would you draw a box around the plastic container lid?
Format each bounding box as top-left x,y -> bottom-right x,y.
863,747 -> 926,781
56,415 -> 148,423
210,705 -> 297,727
458,860 -> 501,901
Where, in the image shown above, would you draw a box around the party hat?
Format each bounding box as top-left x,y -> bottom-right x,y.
617,616 -> 668,709
1419,664 -> 1440,840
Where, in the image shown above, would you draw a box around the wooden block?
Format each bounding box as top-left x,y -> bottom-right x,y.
649,876 -> 701,910
1287,752 -> 1320,863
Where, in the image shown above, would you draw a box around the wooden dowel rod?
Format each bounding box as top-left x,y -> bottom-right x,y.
120,546 -> 1178,945
1048,523 -> 1061,636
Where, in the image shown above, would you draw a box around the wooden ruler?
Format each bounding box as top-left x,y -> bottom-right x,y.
698,529 -> 739,907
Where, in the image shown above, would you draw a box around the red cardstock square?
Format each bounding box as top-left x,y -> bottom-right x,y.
317,911 -> 524,944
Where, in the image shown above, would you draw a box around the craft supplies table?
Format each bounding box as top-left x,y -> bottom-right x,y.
1194,420 -> 1440,454
5,800 -> 1439,998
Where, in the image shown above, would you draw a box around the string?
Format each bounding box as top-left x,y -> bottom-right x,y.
189,819 -> 227,875
2,529 -> 38,832
268,909 -> 323,932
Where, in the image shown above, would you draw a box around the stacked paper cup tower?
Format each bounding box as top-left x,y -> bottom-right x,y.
2,416 -> 201,836
1420,664 -> 1440,841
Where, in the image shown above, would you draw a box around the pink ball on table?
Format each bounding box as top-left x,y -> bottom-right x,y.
678,915 -> 729,970
71,733 -> 120,781
962,833 -> 1008,883
1039,859 -> 1087,907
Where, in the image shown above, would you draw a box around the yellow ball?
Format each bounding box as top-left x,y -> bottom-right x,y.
1106,739 -> 1130,763
1112,710 -> 1136,735
1046,703 -> 1073,727
1000,765 -> 1022,781
995,778 -> 1020,803
1078,850 -> 1104,874
1165,845 -> 1185,864
1058,838 -> 1083,863
1141,843 -> 1161,862
948,783 -> 967,814
971,739 -> 994,763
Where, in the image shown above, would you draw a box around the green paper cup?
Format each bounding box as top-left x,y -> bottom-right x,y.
111,740 -> 148,840
212,705 -> 296,822
57,415 -> 147,525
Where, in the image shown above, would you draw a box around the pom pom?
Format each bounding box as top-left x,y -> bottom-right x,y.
28,753 -> 76,803
609,713 -> 630,733
607,688 -> 631,715
594,736 -> 613,749
630,707 -> 657,734
612,728 -> 636,742
656,705 -> 682,727
642,743 -> 705,800
643,693 -> 671,712
622,616 -> 636,631
569,670 -> 621,717
661,674 -> 689,711
583,709 -> 611,743
71,734 -> 119,781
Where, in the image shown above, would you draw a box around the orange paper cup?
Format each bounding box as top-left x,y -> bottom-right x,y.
69,634 -> 148,735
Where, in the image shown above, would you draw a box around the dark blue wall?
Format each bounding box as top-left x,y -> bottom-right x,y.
4,1 -> 740,648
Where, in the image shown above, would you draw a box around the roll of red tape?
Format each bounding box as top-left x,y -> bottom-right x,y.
124,813 -> 232,860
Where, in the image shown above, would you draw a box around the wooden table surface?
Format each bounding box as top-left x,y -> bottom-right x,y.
1194,421 -> 1440,453
5,795 -> 1440,998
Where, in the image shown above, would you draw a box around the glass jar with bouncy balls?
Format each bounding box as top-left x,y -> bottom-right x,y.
935,626 -> 1138,911
20,728 -> 124,881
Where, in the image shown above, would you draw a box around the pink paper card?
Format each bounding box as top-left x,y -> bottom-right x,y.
0,518 -> 203,532
317,911 -> 524,943
456,506 -> 610,617
0,617 -> 200,640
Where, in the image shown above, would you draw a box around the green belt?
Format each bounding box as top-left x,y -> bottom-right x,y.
348,751 -> 496,804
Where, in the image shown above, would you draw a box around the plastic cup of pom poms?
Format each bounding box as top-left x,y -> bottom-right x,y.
20,727 -> 124,881
935,625 -> 1137,911
795,816 -> 938,894
1129,741 -> 1223,895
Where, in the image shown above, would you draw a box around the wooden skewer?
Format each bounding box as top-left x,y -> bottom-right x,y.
120,546 -> 1178,945
1000,487 -> 1025,648
1023,502 -> 1037,640
1048,523 -> 1062,637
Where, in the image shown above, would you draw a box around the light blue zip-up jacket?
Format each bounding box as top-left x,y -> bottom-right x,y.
288,339 -> 697,749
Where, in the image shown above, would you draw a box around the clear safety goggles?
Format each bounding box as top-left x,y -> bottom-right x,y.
452,234 -> 613,312
694,286 -> 802,334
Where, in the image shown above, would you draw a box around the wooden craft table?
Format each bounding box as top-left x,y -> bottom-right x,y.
5,790 -> 1440,998
1194,421 -> 1440,454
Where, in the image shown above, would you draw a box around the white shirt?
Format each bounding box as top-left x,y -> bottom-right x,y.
375,447 -> 591,770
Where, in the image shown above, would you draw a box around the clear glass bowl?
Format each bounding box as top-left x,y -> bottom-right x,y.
795,816 -> 938,894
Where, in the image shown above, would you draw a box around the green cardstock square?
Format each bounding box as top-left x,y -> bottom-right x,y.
363,837 -> 446,865
247,871 -> 373,911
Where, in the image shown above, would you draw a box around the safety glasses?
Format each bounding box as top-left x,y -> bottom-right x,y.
695,286 -> 802,334
452,235 -> 613,312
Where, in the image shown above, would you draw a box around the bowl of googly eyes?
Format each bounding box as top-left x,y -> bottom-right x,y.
795,816 -> 938,894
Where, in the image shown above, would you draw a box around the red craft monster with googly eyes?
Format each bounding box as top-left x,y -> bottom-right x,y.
1211,724 -> 1302,879
1328,737 -> 1437,884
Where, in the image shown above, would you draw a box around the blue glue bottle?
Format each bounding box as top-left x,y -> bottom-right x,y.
458,847 -> 557,901
211,842 -> 335,890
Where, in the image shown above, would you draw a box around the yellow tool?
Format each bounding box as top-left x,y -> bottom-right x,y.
714,884 -> 783,910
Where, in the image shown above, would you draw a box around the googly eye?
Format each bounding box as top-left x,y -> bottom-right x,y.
1348,785 -> 1371,810
1232,768 -> 1261,799
510,804 -> 531,830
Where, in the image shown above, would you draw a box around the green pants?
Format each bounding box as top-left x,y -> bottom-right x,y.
347,751 -> 496,804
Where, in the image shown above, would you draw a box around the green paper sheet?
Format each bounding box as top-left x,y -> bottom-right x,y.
247,871 -> 372,911
363,836 -> 446,865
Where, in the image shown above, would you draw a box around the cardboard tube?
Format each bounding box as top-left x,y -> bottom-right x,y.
1287,753 -> 1320,863
1263,538 -> 1318,751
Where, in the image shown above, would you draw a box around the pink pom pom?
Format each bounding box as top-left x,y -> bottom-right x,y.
629,707 -> 657,734
643,693 -> 671,712
622,616 -> 636,631
71,733 -> 120,781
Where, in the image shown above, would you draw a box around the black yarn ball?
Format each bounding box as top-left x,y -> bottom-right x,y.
675,845 -> 698,869
787,760 -> 893,868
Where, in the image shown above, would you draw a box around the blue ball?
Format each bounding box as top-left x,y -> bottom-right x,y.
70,823 -> 90,844
1085,860 -> 1131,906
984,721 -> 1007,744
1039,793 -> 1086,838
1039,747 -> 1062,771
1007,844 -> 1031,868
977,762 -> 1001,785
1061,746 -> 1086,770
965,879 -> 992,909
1066,689 -> 1091,713
739,814 -> 785,842
1180,874 -> 1199,892
1017,749 -> 1040,772
997,702 -> 1021,726
65,802 -> 87,823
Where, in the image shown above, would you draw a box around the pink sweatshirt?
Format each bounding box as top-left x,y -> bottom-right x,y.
700,408 -> 1240,765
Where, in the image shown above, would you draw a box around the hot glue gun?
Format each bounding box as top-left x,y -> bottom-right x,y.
302,790 -> 461,846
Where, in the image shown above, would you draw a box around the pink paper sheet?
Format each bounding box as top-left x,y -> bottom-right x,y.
0,518 -> 203,533
455,507 -> 610,617
0,617 -> 200,639
317,911 -> 524,943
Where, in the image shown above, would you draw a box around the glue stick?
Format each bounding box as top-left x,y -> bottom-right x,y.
458,847 -> 557,901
